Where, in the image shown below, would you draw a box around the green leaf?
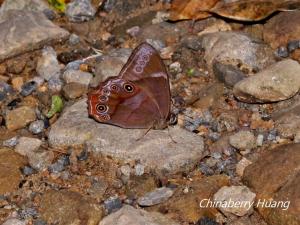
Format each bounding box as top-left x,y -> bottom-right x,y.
48,0 -> 66,12
47,95 -> 63,118
187,68 -> 195,77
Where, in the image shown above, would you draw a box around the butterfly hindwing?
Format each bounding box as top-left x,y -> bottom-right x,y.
88,43 -> 171,129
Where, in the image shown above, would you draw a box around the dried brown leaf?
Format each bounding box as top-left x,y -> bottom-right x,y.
210,0 -> 300,21
169,0 -> 219,21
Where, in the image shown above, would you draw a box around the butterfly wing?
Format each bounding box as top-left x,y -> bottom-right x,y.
88,43 -> 171,129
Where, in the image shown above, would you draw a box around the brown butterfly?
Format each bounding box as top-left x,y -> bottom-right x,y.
88,43 -> 171,130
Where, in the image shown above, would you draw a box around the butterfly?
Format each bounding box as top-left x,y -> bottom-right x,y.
88,42 -> 171,130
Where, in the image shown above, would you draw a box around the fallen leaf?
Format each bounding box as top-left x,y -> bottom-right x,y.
48,0 -> 68,12
169,0 -> 219,21
210,0 -> 300,21
47,95 -> 63,118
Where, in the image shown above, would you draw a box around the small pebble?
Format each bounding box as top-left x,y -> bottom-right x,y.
66,0 -> 96,22
126,26 -> 140,37
29,120 -> 45,134
43,9 -> 56,20
196,217 -> 220,225
145,39 -> 166,51
48,155 -> 70,173
18,207 -> 38,219
3,136 -> 19,147
135,164 -> 145,176
287,40 -> 300,53
77,149 -> 89,161
0,82 -> 14,101
69,34 -> 80,45
65,60 -> 84,71
20,81 -> 37,96
276,46 -> 289,58
137,187 -> 174,206
48,77 -> 63,93
22,166 -> 36,176
120,165 -> 131,177
104,196 -> 122,214
199,162 -> 214,176
169,62 -> 182,75
256,134 -> 264,146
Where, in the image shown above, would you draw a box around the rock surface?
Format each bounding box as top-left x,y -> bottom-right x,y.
0,148 -> 27,194
5,106 -> 36,131
0,10 -> 69,62
99,205 -> 179,225
48,99 -> 205,173
200,31 -> 275,72
213,185 -> 256,216
36,46 -> 61,81
164,175 -> 230,223
40,190 -> 103,225
229,131 -> 257,151
137,187 -> 174,206
243,144 -> 300,225
233,59 -> 300,103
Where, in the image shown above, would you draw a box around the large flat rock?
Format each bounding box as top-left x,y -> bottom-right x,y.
0,10 -> 69,62
49,99 -> 205,173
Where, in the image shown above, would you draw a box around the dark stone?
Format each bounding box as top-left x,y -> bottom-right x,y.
104,196 -> 122,214
287,40 -> 300,53
20,81 -> 37,96
196,217 -> 220,225
22,166 -> 36,176
48,155 -> 70,173
0,82 -> 14,101
276,46 -> 289,58
213,61 -> 246,87
77,149 -> 89,161
182,35 -> 202,51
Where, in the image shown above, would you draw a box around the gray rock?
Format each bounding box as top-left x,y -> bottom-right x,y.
0,0 -> 49,15
135,164 -> 145,176
20,81 -> 37,96
48,99 -> 205,174
3,136 -> 19,147
137,187 -> 174,206
62,70 -> 93,86
234,59 -> 300,103
48,77 -> 63,93
145,39 -> 166,51
213,61 -> 246,87
62,82 -> 87,99
104,196 -> 123,214
15,137 -> 42,157
29,120 -> 45,134
29,150 -> 54,171
68,33 -> 80,45
213,186 -> 256,216
99,205 -> 179,225
200,31 -> 275,72
36,46 -> 61,81
229,131 -> 257,151
48,155 -> 70,173
2,218 -> 26,225
5,106 -> 36,131
0,10 -> 69,62
0,81 -> 14,101
66,0 -> 96,23
92,48 -> 132,87
120,165 -> 131,177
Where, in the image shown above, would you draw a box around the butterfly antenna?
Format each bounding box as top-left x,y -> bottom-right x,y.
136,126 -> 152,142
167,126 -> 177,144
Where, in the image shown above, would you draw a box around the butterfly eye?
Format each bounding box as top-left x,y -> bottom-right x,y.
96,104 -> 108,113
102,89 -> 110,95
99,95 -> 108,102
123,83 -> 134,93
110,84 -> 120,92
